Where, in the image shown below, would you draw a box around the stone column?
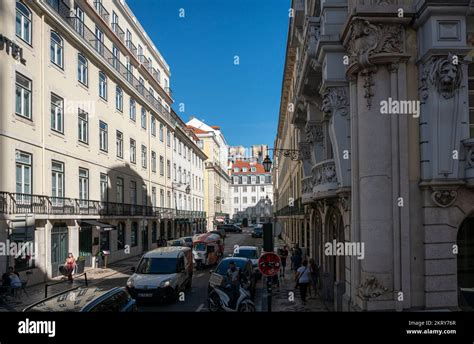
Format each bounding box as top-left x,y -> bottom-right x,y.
343,18 -> 410,310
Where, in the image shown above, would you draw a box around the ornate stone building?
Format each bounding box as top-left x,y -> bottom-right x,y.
274,0 -> 474,311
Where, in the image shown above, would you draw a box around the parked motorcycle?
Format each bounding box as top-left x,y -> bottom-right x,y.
208,283 -> 256,312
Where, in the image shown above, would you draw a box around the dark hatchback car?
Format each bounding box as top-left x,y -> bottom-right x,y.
251,226 -> 263,238
208,257 -> 257,298
23,287 -> 137,312
217,224 -> 242,233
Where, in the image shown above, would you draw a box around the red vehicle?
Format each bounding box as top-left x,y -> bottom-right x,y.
192,233 -> 224,270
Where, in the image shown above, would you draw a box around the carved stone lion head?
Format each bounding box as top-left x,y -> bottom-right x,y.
429,54 -> 462,99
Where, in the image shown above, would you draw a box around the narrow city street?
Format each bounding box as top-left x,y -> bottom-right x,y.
92,230 -> 262,312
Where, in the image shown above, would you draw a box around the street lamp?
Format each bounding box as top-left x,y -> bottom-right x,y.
262,149 -> 305,173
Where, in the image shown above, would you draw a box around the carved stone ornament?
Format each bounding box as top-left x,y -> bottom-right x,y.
431,190 -> 457,208
429,53 -> 463,99
298,142 -> 312,161
346,19 -> 403,69
304,123 -> 323,144
339,193 -> 350,212
358,276 -> 389,299
321,88 -> 349,117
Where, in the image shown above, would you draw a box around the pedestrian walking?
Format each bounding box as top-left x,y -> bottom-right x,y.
308,258 -> 319,299
64,253 -> 76,282
295,260 -> 310,305
278,245 -> 289,277
292,243 -> 303,273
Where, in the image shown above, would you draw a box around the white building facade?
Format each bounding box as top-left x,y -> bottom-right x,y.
0,0 -> 206,284
230,161 -> 273,222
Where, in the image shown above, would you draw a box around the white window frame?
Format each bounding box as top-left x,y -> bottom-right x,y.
78,109 -> 88,144
99,121 -> 108,152
50,31 -> 63,68
15,72 -> 32,119
16,1 -> 32,44
50,93 -> 64,133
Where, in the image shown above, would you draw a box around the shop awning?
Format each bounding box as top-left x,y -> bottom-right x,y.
80,220 -> 116,231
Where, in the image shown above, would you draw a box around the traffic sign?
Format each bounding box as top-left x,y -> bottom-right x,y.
258,252 -> 281,277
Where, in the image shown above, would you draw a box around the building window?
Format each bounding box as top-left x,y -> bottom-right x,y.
112,44 -> 120,70
16,1 -> 32,44
178,141 -> 182,155
116,130 -> 123,158
251,176 -> 256,184
174,136 -> 176,151
160,189 -> 164,207
152,187 -> 157,207
243,186 -> 247,192
95,26 -> 104,55
74,5 -> 85,37
99,72 -> 107,100
130,181 -> 137,205
15,150 -> 32,200
251,186 -> 256,192
159,156 -> 164,176
131,222 -> 138,247
117,222 -> 125,250
167,160 -> 171,179
130,139 -> 136,163
469,64 -> 474,138
15,73 -> 32,119
99,121 -> 108,152
50,93 -> 64,133
142,184 -> 147,206
159,123 -> 164,142
234,197 -> 238,203
167,191 -> 171,208
261,186 -> 265,192
242,167 -> 248,173
78,109 -> 88,144
129,98 -> 136,121
233,176 -> 239,184
251,167 -> 256,172
173,164 -> 177,181
51,160 -> 64,201
243,197 -> 247,204
141,108 -> 147,129
116,177 -> 124,203
77,53 -> 88,86
266,176 -> 272,183
100,173 -> 108,202
167,128 -> 171,146
141,145 -> 147,169
234,187 -> 238,192
79,168 -> 89,205
151,151 -> 157,172
252,196 -> 256,203
50,31 -> 63,68
151,116 -> 156,136
115,86 -> 123,112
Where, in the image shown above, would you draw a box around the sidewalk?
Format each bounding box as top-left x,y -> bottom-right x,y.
266,237 -> 331,312
0,254 -> 141,312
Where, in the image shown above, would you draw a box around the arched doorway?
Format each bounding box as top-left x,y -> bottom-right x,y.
160,221 -> 165,239
167,221 -> 172,239
458,215 -> 474,310
326,207 -> 345,284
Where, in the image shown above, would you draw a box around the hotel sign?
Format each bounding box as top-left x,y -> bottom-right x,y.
0,34 -> 26,64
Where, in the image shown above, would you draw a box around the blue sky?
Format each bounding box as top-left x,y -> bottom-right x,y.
127,0 -> 290,148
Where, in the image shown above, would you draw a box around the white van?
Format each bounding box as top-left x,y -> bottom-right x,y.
126,246 -> 193,303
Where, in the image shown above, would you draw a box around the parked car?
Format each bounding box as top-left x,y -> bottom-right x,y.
180,236 -> 194,248
23,287 -> 137,312
208,257 -> 257,298
217,224 -> 242,233
126,246 -> 193,303
168,238 -> 186,247
251,226 -> 263,238
232,246 -> 261,277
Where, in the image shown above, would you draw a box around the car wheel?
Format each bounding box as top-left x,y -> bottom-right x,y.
238,301 -> 255,312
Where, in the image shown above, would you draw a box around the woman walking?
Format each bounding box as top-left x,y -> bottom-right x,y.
295,260 -> 311,305
308,258 -> 319,299
64,253 -> 76,282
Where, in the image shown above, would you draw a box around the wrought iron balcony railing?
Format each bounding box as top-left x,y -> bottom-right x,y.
93,0 -> 110,22
0,192 -> 206,219
126,40 -> 137,59
43,0 -> 173,126
112,22 -> 125,43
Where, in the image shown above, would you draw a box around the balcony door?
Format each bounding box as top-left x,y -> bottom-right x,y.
51,223 -> 68,277
79,226 -> 93,267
